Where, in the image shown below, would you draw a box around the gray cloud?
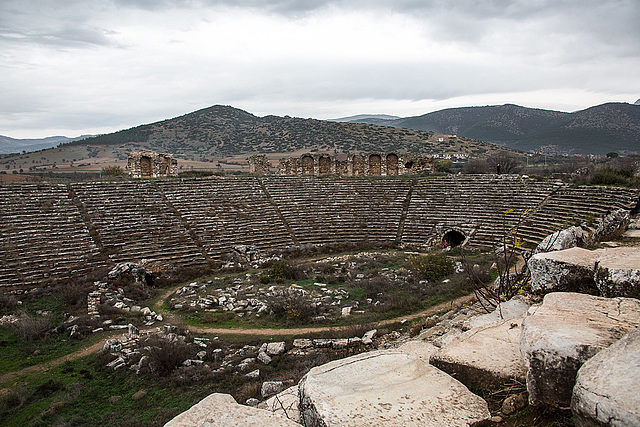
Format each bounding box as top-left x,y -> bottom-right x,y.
1,0 -> 638,137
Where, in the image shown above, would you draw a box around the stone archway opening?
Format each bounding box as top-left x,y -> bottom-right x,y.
301,156 -> 314,175
443,230 -> 466,248
140,156 -> 153,177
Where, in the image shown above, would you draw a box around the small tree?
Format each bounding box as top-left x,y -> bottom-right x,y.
101,165 -> 124,177
487,151 -> 522,174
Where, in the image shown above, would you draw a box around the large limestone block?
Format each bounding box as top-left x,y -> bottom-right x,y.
463,295 -> 531,330
595,247 -> 640,298
299,350 -> 490,427
430,313 -> 526,390
535,226 -> 587,254
528,247 -> 600,294
520,292 -> 640,409
164,393 -> 300,427
572,327 -> 640,426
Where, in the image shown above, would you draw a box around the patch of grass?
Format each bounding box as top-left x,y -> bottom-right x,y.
0,326 -> 100,376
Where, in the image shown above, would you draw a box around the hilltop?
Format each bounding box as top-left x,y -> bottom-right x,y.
0,106 -> 511,175
63,105 -> 498,157
344,102 -> 640,155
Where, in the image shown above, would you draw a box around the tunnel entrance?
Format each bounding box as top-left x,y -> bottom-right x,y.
443,230 -> 466,248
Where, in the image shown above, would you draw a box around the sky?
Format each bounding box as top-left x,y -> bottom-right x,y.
1,0 -> 639,138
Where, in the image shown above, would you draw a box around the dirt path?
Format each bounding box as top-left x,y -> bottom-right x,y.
0,291 -> 477,385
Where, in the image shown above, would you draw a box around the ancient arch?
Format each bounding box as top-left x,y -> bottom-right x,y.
140,156 -> 153,177
352,155 -> 364,177
301,155 -> 314,175
387,153 -> 399,176
369,154 -> 382,176
319,155 -> 331,175
443,229 -> 466,248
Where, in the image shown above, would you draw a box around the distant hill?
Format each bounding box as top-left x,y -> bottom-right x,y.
346,103 -> 640,155
0,135 -> 93,154
63,105 -> 505,158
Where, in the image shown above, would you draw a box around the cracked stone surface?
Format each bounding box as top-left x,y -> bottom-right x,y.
528,247 -> 601,294
298,350 -> 490,427
430,313 -> 527,390
595,247 -> 640,298
164,393 -> 300,427
520,292 -> 640,409
572,326 -> 640,426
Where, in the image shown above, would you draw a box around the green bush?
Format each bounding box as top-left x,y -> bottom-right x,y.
591,167 -> 632,185
407,253 -> 454,282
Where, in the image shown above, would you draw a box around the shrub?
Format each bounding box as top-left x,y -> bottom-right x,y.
266,293 -> 316,324
9,311 -> 53,341
406,253 -> 454,281
143,336 -> 196,376
0,290 -> 18,315
101,165 -> 124,177
591,167 -> 632,186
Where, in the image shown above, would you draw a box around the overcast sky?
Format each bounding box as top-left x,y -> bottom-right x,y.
1,0 -> 639,138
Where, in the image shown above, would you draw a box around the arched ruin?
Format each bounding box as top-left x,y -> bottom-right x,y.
443,229 -> 466,247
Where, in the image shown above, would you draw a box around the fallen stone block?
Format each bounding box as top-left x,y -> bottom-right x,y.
528,247 -> 600,294
431,314 -> 526,390
535,226 -> 587,254
164,393 -> 299,427
595,247 -> 640,298
463,295 -> 531,330
299,350 -> 490,426
266,341 -> 286,356
261,381 -> 285,398
520,292 -> 640,409
572,327 -> 640,426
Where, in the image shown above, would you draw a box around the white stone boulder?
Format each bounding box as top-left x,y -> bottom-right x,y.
572,327 -> 640,426
595,247 -> 640,298
298,350 -> 490,426
528,247 -> 600,294
430,313 -> 527,390
164,393 -> 299,427
535,226 -> 587,254
266,341 -> 287,356
520,292 -> 640,408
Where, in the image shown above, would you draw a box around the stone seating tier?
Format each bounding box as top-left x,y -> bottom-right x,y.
1,177 -> 638,287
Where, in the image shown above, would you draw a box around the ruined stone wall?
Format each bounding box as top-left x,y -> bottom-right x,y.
249,155 -> 271,176
276,153 -> 434,177
128,151 -> 177,178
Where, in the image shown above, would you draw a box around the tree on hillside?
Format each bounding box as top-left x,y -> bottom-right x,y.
486,151 -> 522,174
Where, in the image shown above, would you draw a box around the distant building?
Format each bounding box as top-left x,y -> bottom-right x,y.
127,151 -> 177,178
274,152 -> 434,177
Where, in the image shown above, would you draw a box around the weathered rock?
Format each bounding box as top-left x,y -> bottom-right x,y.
259,385 -> 300,423
257,351 -> 272,365
164,393 -> 300,427
128,323 -> 139,339
395,340 -> 438,364
261,381 -> 285,398
535,226 -> 587,254
502,392 -> 528,415
431,314 -> 527,390
266,342 -> 286,356
463,295 -> 531,330
595,247 -> 640,298
572,327 -> 640,426
528,247 -> 600,294
520,292 -> 640,408
293,338 -> 312,348
299,350 -> 490,426
361,330 -> 376,345
590,209 -> 630,243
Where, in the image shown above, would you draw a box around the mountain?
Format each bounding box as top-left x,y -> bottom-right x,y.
0,135 -> 93,154
62,105 -> 504,158
347,103 -> 640,155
